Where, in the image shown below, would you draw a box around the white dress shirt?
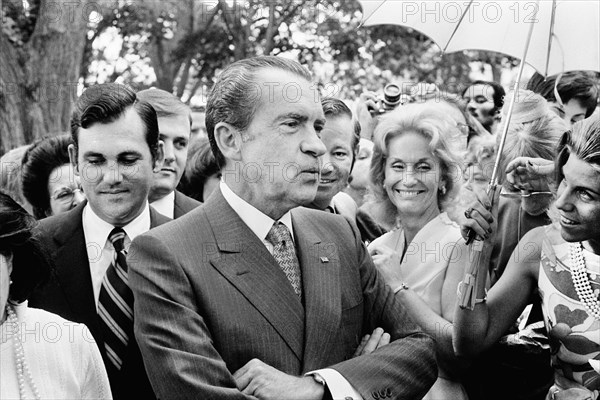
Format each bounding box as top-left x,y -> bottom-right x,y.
220,182 -> 362,400
82,202 -> 151,306
150,191 -> 175,219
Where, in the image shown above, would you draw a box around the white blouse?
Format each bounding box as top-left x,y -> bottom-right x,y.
1,303 -> 111,399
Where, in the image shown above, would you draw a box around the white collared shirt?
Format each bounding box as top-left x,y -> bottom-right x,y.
82,202 -> 151,306
219,181 -> 362,399
220,181 -> 293,253
150,191 -> 175,219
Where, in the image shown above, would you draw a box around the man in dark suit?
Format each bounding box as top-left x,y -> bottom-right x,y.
137,88 -> 201,219
29,83 -> 168,400
129,56 -> 437,400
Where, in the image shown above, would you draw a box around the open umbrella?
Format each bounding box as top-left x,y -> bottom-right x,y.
359,0 -> 599,77
358,0 -> 600,308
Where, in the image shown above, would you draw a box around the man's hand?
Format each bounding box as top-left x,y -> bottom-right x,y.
353,327 -> 390,357
233,359 -> 324,400
355,92 -> 379,140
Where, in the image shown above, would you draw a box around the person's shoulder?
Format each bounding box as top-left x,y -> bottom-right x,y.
145,203 -> 208,241
24,305 -> 88,332
38,203 -> 85,237
175,190 -> 202,206
369,230 -> 396,247
294,206 -> 351,226
174,190 -> 202,214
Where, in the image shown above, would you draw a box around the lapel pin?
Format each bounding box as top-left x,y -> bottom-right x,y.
320,256 -> 329,263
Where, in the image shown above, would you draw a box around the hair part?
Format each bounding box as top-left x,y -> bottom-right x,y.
556,116 -> 600,183
136,88 -> 192,126
205,56 -> 312,168
70,83 -> 160,161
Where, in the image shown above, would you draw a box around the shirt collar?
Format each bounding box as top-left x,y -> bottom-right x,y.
82,202 -> 151,249
219,181 -> 293,242
150,191 -> 175,219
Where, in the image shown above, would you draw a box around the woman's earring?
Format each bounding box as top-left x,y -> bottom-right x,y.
439,186 -> 447,195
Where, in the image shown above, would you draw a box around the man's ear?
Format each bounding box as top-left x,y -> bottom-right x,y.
68,144 -> 79,176
153,140 -> 165,172
214,122 -> 243,161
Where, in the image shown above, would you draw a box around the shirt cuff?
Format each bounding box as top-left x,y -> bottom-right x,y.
306,368 -> 363,400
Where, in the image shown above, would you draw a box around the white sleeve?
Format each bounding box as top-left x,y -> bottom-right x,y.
306,368 -> 363,400
78,325 -> 113,399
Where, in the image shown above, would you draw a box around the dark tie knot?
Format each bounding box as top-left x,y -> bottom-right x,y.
266,222 -> 292,246
109,227 -> 126,252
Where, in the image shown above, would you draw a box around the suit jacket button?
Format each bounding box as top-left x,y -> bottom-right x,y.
372,392 -> 380,400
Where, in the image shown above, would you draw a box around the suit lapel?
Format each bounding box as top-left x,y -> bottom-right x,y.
149,205 -> 172,227
293,209 -> 342,372
50,202 -> 100,335
206,189 -> 305,361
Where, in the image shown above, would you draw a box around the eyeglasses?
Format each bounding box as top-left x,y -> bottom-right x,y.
51,187 -> 84,204
500,188 -> 553,198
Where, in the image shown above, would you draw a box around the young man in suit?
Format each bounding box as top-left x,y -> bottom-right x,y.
137,88 -> 201,218
129,56 -> 437,400
29,83 -> 169,400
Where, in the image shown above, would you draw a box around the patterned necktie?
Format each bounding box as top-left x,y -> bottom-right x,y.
266,222 -> 302,299
98,227 -> 133,372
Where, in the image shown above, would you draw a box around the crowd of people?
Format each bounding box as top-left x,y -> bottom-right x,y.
0,55 -> 599,400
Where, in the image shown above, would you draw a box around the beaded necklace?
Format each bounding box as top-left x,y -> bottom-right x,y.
569,242 -> 600,320
3,305 -> 41,400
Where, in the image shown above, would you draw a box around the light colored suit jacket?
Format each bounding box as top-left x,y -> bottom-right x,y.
129,188 -> 437,400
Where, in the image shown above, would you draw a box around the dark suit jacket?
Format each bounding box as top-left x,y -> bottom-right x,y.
129,188 -> 437,400
173,190 -> 201,219
29,201 -> 170,400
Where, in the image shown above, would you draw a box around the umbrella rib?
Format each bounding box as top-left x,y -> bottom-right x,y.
544,0 -> 558,76
443,0 -> 475,52
358,0 -> 388,29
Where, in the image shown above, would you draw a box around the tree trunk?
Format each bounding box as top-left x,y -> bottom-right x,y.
0,0 -> 91,154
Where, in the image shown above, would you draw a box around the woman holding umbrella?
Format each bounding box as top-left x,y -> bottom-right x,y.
455,116 -> 600,400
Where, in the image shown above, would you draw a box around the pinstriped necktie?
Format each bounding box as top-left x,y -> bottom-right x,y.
266,222 -> 303,299
98,227 -> 133,372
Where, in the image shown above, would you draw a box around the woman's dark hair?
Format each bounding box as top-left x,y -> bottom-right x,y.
528,71 -> 599,118
21,134 -> 73,219
0,192 -> 52,303
178,137 -> 220,202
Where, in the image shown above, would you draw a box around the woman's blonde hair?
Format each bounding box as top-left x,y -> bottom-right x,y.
369,103 -> 463,225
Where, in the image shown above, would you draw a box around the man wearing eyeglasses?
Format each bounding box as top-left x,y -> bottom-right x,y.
29,83 -> 170,400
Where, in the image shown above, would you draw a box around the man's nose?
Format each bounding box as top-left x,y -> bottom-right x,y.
72,190 -> 86,205
103,161 -> 124,184
163,141 -> 175,162
301,130 -> 326,158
